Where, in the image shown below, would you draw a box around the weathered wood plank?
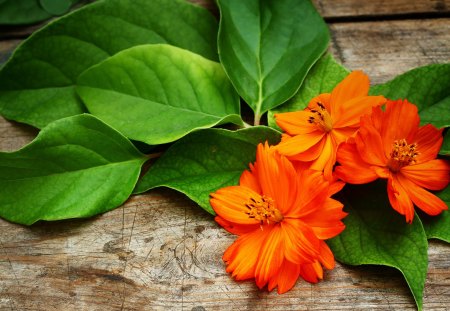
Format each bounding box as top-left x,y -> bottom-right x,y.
330,18 -> 450,84
315,0 -> 450,18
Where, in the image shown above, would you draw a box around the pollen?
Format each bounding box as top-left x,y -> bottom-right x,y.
307,102 -> 333,132
245,195 -> 283,226
388,139 -> 419,172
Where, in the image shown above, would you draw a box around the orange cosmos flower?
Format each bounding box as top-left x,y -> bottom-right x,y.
210,142 -> 347,294
335,99 -> 450,223
274,71 -> 386,179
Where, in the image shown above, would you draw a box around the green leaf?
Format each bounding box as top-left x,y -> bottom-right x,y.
77,44 -> 242,145
0,114 -> 146,225
0,0 -> 219,128
370,63 -> 450,128
134,127 -> 281,214
421,187 -> 450,242
217,0 -> 330,124
0,0 -> 52,25
440,131 -> 450,155
328,182 -> 428,310
267,53 -> 349,128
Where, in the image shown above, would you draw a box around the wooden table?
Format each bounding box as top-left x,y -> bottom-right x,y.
1,1 -> 449,310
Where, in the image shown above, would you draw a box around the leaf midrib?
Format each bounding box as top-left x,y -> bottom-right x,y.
1,157 -> 144,182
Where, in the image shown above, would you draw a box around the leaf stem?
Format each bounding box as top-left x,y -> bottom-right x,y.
146,152 -> 163,159
254,113 -> 261,126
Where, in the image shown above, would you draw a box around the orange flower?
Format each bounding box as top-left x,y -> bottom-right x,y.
335,99 -> 450,223
274,71 -> 386,179
210,143 -> 346,293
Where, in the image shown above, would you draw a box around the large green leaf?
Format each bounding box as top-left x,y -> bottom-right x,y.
268,53 -> 349,128
0,0 -> 218,128
0,114 -> 146,225
421,187 -> 450,242
134,127 -> 281,214
328,182 -> 428,310
217,0 -> 330,125
77,44 -> 242,145
441,131 -> 450,155
370,64 -> 450,128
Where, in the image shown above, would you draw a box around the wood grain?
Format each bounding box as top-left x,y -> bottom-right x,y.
315,0 -> 450,18
0,1 -> 449,311
329,18 -> 450,84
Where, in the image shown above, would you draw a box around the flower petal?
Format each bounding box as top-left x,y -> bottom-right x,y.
281,219 -> 320,264
397,173 -> 448,216
268,260 -> 301,294
330,71 -> 370,118
309,134 -> 336,179
210,186 -> 261,225
304,197 -> 347,240
414,124 -> 444,163
401,159 -> 450,190
300,261 -> 323,283
223,228 -> 270,281
276,131 -> 325,158
335,142 -> 379,184
275,110 -> 317,135
333,95 -> 385,128
308,93 -> 332,112
255,225 -> 285,289
387,175 -> 415,223
354,114 -> 387,166
239,165 -> 261,194
318,241 -> 335,270
215,216 -> 260,236
381,100 -> 420,156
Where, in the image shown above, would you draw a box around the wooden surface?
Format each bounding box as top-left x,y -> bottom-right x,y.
1,1 -> 449,310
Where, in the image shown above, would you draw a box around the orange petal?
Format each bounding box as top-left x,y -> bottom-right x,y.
318,241 -> 335,270
381,100 -> 420,156
239,167 -> 261,194
215,216 -> 260,236
354,114 -> 388,166
210,186 -> 261,225
414,124 -> 444,163
387,175 -> 415,223
300,261 -> 322,283
281,219 -> 320,264
304,198 -> 347,240
268,260 -> 301,294
332,95 -> 385,128
335,142 -> 379,184
397,173 -> 448,216
255,225 -> 285,289
331,126 -> 358,145
286,136 -> 326,162
254,143 -> 298,215
308,93 -> 332,112
276,131 -> 325,158
223,228 -> 269,280
275,110 -> 318,135
330,71 -> 370,118
309,134 -> 336,179
401,159 -> 450,190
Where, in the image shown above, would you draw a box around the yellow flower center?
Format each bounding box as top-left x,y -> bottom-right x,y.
388,139 -> 419,172
307,102 -> 333,132
245,195 -> 283,225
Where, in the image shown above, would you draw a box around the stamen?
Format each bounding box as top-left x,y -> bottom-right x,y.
244,195 -> 283,227
307,101 -> 333,132
388,139 -> 419,172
